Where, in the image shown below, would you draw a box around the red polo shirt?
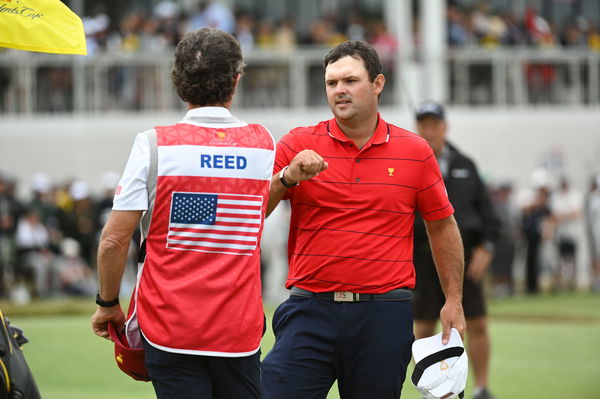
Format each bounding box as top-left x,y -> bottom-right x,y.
274,114 -> 453,293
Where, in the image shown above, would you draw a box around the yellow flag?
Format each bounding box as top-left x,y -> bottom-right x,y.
0,0 -> 86,55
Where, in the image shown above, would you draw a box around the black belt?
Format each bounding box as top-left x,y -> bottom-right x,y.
290,286 -> 413,302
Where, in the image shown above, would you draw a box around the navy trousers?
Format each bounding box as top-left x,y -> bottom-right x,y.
261,295 -> 414,399
143,338 -> 260,399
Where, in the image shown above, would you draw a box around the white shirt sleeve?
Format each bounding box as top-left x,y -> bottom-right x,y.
113,132 -> 150,211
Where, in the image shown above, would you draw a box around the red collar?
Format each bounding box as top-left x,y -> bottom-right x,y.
327,113 -> 389,147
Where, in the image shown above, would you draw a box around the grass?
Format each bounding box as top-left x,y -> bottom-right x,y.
4,293 -> 600,399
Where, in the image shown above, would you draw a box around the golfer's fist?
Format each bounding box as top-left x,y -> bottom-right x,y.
286,150 -> 328,183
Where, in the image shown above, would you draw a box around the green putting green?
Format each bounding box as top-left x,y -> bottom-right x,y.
5,293 -> 599,399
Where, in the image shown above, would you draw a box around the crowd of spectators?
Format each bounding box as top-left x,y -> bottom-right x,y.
488,166 -> 600,298
0,172 -> 137,304
2,163 -> 599,305
82,1 -> 399,56
447,4 -> 600,50
75,2 -> 600,109
444,6 -> 600,105
79,1 -> 600,56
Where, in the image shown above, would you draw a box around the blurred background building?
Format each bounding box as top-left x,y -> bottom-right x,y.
1,0 -> 600,300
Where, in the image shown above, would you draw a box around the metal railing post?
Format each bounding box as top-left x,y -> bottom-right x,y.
588,53 -> 599,105
22,58 -> 34,114
512,53 -> 526,107
492,52 -> 507,106
73,56 -> 86,112
290,52 -> 307,109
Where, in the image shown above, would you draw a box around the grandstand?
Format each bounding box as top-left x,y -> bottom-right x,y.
1,0 -> 600,113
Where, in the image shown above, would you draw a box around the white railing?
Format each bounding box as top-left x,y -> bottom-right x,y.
0,47 -> 598,114
448,47 -> 600,106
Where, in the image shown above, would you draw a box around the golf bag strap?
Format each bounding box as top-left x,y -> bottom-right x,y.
137,239 -> 146,264
138,128 -> 158,260
145,128 -> 158,213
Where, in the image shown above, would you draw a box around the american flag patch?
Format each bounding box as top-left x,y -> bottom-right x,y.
167,192 -> 263,256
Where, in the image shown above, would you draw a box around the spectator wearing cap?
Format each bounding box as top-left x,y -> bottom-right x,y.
187,1 -> 235,34
29,174 -> 50,203
412,101 -> 500,399
14,207 -> 55,297
56,238 -> 97,296
26,173 -> 63,265
29,173 -> 59,235
58,181 -> 99,268
489,180 -> 518,298
520,168 -> 553,294
549,177 -> 582,291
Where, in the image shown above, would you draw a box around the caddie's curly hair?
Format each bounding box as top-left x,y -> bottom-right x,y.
323,40 -> 382,82
171,28 -> 245,106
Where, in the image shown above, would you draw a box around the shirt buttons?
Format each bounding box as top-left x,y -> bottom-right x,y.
355,159 -> 360,163
355,178 -> 360,182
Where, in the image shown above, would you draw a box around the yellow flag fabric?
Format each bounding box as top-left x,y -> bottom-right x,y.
0,0 -> 86,55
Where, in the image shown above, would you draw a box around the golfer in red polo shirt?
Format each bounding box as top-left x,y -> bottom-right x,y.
261,40 -> 466,399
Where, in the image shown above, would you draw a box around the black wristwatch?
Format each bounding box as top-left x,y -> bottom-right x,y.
279,166 -> 299,188
95,292 -> 120,307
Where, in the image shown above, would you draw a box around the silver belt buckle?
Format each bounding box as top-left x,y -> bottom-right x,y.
334,291 -> 359,302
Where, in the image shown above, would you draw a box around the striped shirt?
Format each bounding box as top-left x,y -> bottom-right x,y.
275,114 -> 453,293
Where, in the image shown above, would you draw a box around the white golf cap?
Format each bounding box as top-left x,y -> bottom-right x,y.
411,328 -> 468,399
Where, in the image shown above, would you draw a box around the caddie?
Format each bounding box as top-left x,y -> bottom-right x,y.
90,28 -> 303,399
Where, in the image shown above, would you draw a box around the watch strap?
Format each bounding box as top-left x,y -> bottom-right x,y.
279,166 -> 299,188
96,292 -> 120,307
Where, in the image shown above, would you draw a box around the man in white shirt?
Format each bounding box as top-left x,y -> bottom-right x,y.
550,177 -> 583,290
91,28 -> 277,399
